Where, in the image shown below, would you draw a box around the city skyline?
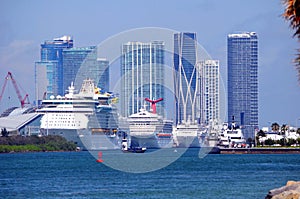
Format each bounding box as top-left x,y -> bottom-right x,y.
35,36 -> 109,104
0,0 -> 299,127
35,36 -> 73,104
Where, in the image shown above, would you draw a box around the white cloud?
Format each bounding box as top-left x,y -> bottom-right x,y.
0,40 -> 38,112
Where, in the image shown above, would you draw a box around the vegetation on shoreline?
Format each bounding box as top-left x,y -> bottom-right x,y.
0,135 -> 77,153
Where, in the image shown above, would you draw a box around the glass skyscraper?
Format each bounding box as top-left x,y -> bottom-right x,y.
121,41 -> 165,117
35,61 -> 58,102
227,32 -> 258,139
62,46 -> 109,93
173,32 -> 197,125
35,36 -> 73,104
198,60 -> 220,125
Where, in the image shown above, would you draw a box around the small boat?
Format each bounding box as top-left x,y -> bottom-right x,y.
121,135 -> 146,153
123,146 -> 147,153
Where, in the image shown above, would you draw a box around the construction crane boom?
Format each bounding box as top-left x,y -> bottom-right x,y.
0,72 -> 30,108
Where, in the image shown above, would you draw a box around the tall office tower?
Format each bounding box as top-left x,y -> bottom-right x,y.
121,41 -> 165,117
173,32 -> 198,125
227,32 -> 258,139
198,60 -> 220,125
62,46 -> 109,93
35,36 -> 73,104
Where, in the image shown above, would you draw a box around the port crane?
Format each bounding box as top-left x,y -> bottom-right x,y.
0,72 -> 30,108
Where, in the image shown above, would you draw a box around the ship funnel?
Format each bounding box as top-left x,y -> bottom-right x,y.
144,98 -> 163,114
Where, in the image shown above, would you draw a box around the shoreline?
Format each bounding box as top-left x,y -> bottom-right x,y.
2,146 -> 300,154
218,147 -> 300,154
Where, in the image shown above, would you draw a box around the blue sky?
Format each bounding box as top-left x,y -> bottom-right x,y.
0,0 -> 299,127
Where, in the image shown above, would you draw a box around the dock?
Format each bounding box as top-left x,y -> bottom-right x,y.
219,147 -> 300,154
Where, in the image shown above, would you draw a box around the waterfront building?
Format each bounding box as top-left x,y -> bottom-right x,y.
62,46 -> 109,93
198,60 -> 220,125
173,32 -> 198,125
227,32 -> 258,139
121,41 -> 165,117
35,36 -> 73,104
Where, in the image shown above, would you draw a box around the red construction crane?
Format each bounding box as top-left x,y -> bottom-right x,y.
144,98 -> 163,114
0,72 -> 30,108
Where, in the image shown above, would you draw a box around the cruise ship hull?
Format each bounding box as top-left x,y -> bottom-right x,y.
173,124 -> 200,148
174,135 -> 200,148
130,135 -> 159,149
41,128 -> 120,150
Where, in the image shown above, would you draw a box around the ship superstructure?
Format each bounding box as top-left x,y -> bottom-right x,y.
218,121 -> 246,148
127,98 -> 173,149
36,79 -> 120,150
173,121 -> 200,148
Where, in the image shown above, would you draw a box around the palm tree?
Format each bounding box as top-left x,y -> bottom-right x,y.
283,0 -> 300,81
281,124 -> 289,135
257,129 -> 266,137
256,130 -> 266,147
271,122 -> 280,132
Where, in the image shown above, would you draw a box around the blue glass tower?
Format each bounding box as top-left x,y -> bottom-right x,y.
173,32 -> 197,125
35,36 -> 73,103
62,46 -> 109,93
121,41 -> 165,117
227,32 -> 258,139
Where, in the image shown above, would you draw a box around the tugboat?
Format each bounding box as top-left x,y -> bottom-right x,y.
121,133 -> 146,153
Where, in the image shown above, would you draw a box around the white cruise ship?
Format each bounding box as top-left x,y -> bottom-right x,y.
127,100 -> 173,149
173,121 -> 200,148
36,79 -> 120,150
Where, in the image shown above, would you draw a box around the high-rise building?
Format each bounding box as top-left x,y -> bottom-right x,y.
198,60 -> 220,125
227,32 -> 258,139
121,41 -> 165,117
62,46 -> 109,93
35,35 -> 73,104
35,61 -> 58,102
173,32 -> 198,125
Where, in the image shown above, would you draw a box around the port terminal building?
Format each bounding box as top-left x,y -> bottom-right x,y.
0,107 -> 42,136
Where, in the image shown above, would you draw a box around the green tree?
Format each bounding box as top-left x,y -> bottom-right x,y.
297,137 -> 300,145
287,138 -> 297,146
276,138 -> 285,146
1,128 -> 9,137
265,138 -> 275,146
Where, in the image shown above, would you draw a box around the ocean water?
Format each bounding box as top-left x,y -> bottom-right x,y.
1,149 -> 300,199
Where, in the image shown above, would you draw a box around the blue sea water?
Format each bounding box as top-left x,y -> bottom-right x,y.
1,149 -> 300,199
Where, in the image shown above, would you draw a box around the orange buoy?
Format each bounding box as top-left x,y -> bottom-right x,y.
96,151 -> 104,163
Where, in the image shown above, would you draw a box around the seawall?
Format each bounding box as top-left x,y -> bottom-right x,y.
219,148 -> 300,154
